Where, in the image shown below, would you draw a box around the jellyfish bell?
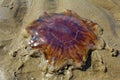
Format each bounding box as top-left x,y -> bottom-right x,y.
26,10 -> 99,72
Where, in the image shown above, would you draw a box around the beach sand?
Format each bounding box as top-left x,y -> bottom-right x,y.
0,0 -> 120,80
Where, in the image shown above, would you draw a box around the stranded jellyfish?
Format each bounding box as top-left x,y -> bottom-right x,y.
26,10 -> 99,71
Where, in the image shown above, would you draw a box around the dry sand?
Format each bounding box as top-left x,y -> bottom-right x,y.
0,0 -> 120,80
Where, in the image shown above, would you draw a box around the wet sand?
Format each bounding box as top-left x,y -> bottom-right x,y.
0,0 -> 120,80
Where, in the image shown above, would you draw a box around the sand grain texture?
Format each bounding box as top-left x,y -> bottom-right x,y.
0,0 -> 120,80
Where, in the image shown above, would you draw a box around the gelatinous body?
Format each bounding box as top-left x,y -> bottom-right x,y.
26,10 -> 98,68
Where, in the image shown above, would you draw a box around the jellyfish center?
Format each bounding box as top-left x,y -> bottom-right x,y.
48,16 -> 79,43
